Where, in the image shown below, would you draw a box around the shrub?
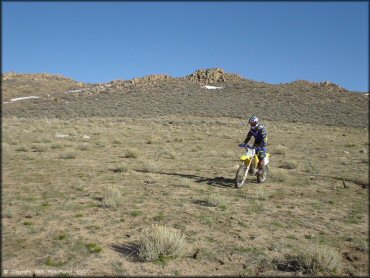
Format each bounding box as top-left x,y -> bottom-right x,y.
142,161 -> 160,173
50,143 -> 62,149
269,168 -> 288,182
130,210 -> 143,217
178,177 -> 192,188
295,242 -> 342,275
112,139 -> 122,145
59,152 -> 76,159
138,224 -> 186,261
195,194 -> 226,208
102,185 -> 123,208
15,146 -> 28,152
110,163 -> 128,173
280,160 -> 298,169
85,242 -> 102,253
31,144 -> 48,152
124,148 -> 138,158
272,145 -> 288,155
77,143 -> 90,151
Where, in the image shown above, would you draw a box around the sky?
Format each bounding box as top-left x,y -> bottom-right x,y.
2,1 -> 369,92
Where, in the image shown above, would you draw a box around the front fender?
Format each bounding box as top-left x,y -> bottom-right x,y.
240,155 -> 252,164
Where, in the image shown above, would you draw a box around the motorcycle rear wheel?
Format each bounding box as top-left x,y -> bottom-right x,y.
235,164 -> 248,188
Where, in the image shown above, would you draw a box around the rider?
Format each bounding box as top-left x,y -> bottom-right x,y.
239,116 -> 268,174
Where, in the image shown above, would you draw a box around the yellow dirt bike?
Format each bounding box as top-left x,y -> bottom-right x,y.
235,144 -> 271,188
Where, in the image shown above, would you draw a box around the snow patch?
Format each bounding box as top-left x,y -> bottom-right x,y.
8,96 -> 39,102
64,88 -> 88,94
55,133 -> 69,138
82,135 -> 91,139
202,85 -> 224,90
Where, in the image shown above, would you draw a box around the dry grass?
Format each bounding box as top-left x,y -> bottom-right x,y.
138,224 -> 186,262
294,242 -> 343,275
2,116 -> 368,276
102,185 -> 124,208
110,163 -> 128,173
269,168 -> 288,182
280,159 -> 298,169
141,161 -> 160,173
197,194 -> 226,208
123,148 -> 138,158
272,145 -> 288,155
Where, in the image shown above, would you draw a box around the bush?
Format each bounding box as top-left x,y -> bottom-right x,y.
178,177 -> 192,188
15,146 -> 28,152
31,144 -> 48,152
272,145 -> 288,155
124,148 -> 138,158
59,152 -> 76,159
142,161 -> 160,173
77,143 -> 90,151
138,225 -> 186,261
205,194 -> 226,207
102,185 -> 123,208
269,168 -> 288,182
280,160 -> 298,169
296,242 -> 342,275
111,163 -> 128,173
85,242 -> 102,253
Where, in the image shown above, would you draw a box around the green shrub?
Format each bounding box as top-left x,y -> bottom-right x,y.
85,243 -> 102,253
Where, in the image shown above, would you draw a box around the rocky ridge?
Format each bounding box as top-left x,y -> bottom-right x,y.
287,80 -> 348,92
185,68 -> 243,84
2,72 -> 75,82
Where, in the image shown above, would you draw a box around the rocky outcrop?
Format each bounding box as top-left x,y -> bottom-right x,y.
185,68 -> 243,85
131,74 -> 172,85
185,68 -> 226,84
2,72 -> 74,81
289,80 -> 347,92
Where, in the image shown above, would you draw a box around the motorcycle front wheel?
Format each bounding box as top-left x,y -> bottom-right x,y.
257,165 -> 269,183
235,164 -> 248,188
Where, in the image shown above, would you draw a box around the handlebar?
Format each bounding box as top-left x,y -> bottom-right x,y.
239,143 -> 253,149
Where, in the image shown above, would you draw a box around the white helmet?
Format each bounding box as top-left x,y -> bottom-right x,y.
248,116 -> 259,129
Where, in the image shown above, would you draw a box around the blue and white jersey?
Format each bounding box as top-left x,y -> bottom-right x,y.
244,125 -> 267,148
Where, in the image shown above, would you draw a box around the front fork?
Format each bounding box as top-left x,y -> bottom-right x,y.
243,158 -> 254,180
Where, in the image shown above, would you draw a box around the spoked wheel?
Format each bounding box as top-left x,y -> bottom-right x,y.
235,164 -> 248,188
257,165 -> 269,183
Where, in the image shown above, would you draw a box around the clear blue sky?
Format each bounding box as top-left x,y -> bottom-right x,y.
3,1 -> 369,92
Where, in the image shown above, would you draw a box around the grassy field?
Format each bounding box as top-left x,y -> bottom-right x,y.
2,116 -> 368,276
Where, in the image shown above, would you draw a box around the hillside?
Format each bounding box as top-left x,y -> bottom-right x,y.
2,68 -> 368,276
2,68 -> 368,127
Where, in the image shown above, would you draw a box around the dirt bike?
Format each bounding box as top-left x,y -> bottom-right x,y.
235,144 -> 270,188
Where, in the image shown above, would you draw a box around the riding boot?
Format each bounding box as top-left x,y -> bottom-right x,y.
257,160 -> 264,175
